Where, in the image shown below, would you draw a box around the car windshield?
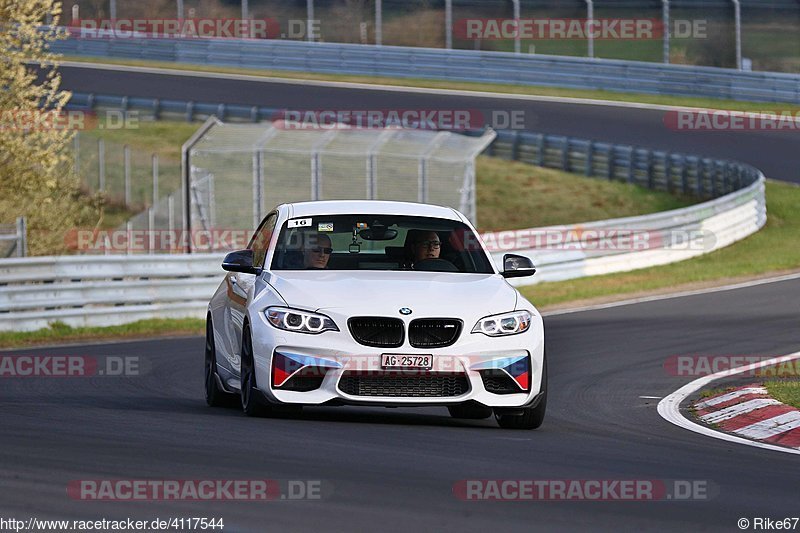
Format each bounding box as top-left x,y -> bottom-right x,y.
271,214 -> 494,274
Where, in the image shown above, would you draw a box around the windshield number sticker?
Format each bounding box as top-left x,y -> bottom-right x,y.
288,218 -> 312,228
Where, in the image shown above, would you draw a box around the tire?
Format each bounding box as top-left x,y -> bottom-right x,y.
240,324 -> 270,417
239,324 -> 302,419
448,403 -> 493,420
205,317 -> 237,407
495,359 -> 547,430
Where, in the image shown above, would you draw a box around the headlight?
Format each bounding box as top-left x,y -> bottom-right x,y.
265,307 -> 339,334
471,310 -> 532,337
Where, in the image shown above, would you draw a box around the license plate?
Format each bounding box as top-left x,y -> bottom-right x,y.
381,354 -> 433,370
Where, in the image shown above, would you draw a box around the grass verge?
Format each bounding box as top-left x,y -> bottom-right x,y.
63,56 -> 800,114
0,319 -> 205,350
476,156 -> 695,231
764,381 -> 800,410
521,180 -> 800,309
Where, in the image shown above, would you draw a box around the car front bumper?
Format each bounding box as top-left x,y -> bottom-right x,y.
250,310 -> 545,408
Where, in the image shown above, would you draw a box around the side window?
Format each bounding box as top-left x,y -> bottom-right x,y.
249,213 -> 277,268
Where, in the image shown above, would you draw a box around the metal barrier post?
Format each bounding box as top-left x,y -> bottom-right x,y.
98,138 -> 105,192
15,217 -> 27,258
148,207 -> 155,253
126,220 -> 132,255
662,0 -> 670,63
152,153 -> 159,206
586,0 -> 594,59
375,0 -> 382,46
124,144 -> 131,207
732,0 -> 742,70
445,0 -> 452,49
513,0 -> 521,55
307,0 -> 314,42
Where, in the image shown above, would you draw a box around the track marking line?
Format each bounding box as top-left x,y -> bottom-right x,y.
694,387 -> 767,409
658,351 -> 800,456
639,396 -> 662,399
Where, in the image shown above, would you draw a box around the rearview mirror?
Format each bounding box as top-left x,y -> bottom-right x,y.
502,254 -> 536,278
222,249 -> 261,274
358,227 -> 398,241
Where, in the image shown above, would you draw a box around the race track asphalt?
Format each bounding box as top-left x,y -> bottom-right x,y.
2,277 -> 799,532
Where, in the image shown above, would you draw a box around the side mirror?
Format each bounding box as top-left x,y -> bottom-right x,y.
502,254 -> 536,279
222,249 -> 261,275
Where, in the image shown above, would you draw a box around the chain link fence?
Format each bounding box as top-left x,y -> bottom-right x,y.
0,218 -> 28,259
185,119 -> 496,252
73,133 -> 181,211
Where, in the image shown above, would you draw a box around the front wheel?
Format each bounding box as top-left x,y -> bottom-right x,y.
495,359 -> 547,430
240,324 -> 302,419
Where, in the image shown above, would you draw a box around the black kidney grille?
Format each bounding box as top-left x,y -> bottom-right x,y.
348,317 -> 405,348
408,319 -> 463,348
338,372 -> 469,397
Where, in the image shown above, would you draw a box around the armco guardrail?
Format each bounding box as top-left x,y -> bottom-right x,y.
0,254 -> 223,331
488,130 -> 752,199
52,36 -> 800,104
0,173 -> 764,330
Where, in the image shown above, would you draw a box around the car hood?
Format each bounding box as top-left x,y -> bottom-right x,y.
264,270 -> 518,317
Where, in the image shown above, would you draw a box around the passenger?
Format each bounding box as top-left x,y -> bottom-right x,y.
303,233 -> 333,269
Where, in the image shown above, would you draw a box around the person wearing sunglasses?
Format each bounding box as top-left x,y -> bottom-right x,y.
303,233 -> 333,269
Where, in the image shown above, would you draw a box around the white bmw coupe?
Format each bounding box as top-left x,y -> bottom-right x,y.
205,200 -> 546,429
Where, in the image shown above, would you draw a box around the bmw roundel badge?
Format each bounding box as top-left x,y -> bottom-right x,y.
399,308 -> 412,315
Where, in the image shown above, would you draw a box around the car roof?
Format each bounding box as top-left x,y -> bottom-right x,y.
286,200 -> 463,221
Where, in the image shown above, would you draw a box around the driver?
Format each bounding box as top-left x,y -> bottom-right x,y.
404,230 -> 442,268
